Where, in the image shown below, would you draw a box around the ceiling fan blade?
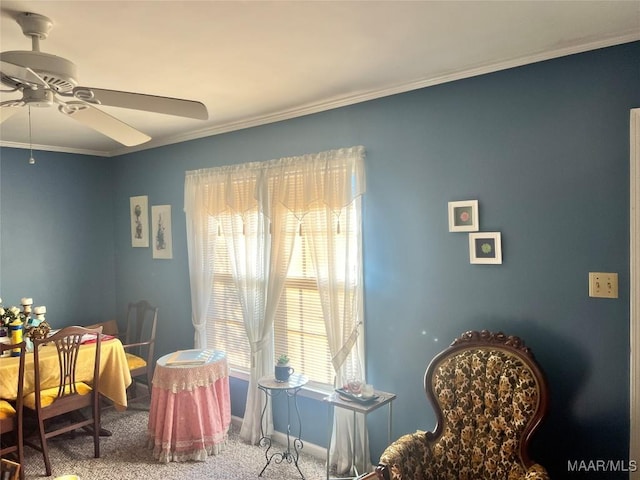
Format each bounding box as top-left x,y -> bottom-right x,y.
58,101 -> 151,147
0,60 -> 49,88
72,87 -> 208,120
0,105 -> 22,124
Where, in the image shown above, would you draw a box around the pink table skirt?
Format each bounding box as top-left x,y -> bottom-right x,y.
147,351 -> 231,463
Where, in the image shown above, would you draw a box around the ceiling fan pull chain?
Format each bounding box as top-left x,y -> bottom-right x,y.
28,106 -> 35,165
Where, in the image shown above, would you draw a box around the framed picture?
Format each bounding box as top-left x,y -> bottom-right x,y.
152,204 -> 173,259
448,200 -> 479,232
0,459 -> 21,480
469,232 -> 502,264
130,195 -> 149,248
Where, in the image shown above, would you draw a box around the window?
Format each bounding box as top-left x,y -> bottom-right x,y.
186,147 -> 365,393
206,198 -> 360,386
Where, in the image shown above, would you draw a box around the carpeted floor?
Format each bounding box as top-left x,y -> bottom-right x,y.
21,405 -> 329,479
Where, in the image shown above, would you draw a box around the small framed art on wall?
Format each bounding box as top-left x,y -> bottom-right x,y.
469,232 -> 502,264
152,204 -> 173,259
130,195 -> 149,247
448,200 -> 479,232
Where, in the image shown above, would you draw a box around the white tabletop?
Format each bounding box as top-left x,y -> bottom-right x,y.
258,373 -> 308,390
157,349 -> 225,368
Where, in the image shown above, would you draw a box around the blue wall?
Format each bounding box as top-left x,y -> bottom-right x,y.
1,42 -> 638,477
0,150 -> 116,324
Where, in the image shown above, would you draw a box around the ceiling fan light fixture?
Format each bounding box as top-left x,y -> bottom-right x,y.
23,88 -> 53,107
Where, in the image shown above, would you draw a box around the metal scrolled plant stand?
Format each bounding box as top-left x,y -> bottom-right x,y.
257,373 -> 309,479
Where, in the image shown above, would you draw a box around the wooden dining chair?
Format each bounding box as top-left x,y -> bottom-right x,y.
84,319 -> 119,336
121,300 -> 158,403
24,326 -> 103,477
0,341 -> 26,480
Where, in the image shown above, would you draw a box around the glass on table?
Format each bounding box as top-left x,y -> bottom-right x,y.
361,383 -> 374,399
346,378 -> 362,395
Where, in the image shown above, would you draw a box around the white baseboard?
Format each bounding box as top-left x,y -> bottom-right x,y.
231,415 -> 327,461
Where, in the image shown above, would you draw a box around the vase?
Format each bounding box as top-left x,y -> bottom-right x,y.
275,364 -> 294,382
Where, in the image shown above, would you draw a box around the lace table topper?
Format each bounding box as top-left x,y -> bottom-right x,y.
153,350 -> 228,393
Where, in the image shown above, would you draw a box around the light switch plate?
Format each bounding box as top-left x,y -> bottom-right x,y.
589,272 -> 619,298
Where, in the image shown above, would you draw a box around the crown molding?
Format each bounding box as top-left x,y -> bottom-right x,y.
0,140 -> 111,157
102,32 -> 640,158
3,33 -> 638,158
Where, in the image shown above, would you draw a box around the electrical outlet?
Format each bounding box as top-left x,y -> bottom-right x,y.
589,272 -> 619,298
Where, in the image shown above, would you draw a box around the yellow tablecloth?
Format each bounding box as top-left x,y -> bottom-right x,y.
0,339 -> 132,410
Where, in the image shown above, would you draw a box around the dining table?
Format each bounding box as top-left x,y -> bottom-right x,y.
0,336 -> 132,411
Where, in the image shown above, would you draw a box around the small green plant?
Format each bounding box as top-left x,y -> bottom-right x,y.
276,354 -> 289,365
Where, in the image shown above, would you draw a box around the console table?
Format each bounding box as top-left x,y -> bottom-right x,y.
257,373 -> 309,479
147,349 -> 230,463
324,389 -> 396,479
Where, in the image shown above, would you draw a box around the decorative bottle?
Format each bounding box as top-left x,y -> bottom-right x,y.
9,319 -> 23,356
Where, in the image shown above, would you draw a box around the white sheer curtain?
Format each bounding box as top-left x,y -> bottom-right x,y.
185,162 -> 297,444
298,148 -> 368,474
184,172 -> 216,348
184,146 -> 366,453
220,165 -> 298,445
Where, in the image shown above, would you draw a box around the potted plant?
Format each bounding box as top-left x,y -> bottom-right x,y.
275,354 -> 294,382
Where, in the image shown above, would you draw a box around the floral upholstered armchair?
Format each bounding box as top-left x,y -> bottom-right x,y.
370,330 -> 550,480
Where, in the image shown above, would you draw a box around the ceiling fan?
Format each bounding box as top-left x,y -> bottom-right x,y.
0,12 -> 208,147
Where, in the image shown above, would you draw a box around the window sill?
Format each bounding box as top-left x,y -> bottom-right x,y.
229,368 -> 333,402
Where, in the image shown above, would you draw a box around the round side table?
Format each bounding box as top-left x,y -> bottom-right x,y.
257,373 -> 309,479
147,349 -> 230,462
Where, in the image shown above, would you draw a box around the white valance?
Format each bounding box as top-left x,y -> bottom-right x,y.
184,146 -> 365,220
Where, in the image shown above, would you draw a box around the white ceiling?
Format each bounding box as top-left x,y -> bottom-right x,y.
1,0 -> 638,157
